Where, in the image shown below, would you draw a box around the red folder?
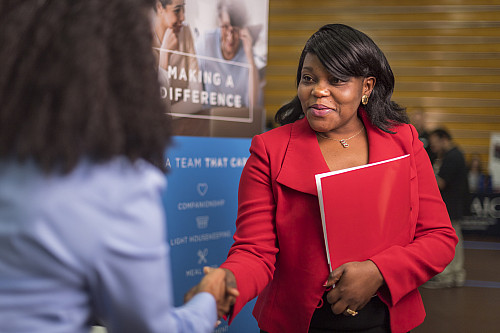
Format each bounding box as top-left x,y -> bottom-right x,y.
315,155 -> 411,271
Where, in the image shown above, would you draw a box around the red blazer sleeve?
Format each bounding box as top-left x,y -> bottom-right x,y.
220,135 -> 279,320
370,124 -> 458,306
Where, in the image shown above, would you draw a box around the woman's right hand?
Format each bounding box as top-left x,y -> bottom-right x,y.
161,28 -> 179,52
184,267 -> 239,319
158,28 -> 179,70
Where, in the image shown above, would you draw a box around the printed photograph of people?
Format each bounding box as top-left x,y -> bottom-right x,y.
151,0 -> 268,137
195,0 -> 260,109
151,0 -> 203,116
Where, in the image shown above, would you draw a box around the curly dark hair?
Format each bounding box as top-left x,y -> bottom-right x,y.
0,0 -> 171,173
275,24 -> 408,133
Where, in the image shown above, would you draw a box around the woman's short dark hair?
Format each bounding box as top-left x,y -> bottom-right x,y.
275,24 -> 408,132
430,128 -> 452,141
0,0 -> 171,173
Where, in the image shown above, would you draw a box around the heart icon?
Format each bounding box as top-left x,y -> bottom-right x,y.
197,183 -> 208,196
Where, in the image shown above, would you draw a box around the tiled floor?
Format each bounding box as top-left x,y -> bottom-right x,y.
414,234 -> 500,333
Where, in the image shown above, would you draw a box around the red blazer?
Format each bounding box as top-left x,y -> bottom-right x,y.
221,109 -> 458,333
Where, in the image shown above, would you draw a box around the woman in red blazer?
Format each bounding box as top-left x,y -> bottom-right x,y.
217,24 -> 457,333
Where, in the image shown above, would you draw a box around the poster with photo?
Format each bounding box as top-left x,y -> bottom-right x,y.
152,2 -> 269,332
151,0 -> 268,137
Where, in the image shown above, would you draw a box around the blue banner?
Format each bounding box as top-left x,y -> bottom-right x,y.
162,136 -> 258,333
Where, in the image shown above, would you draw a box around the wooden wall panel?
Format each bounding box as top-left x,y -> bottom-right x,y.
265,0 -> 500,167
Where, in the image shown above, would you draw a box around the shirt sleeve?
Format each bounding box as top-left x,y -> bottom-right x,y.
85,166 -> 217,333
220,135 -> 279,320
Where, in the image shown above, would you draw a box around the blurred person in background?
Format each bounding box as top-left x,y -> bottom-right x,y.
467,153 -> 492,194
409,108 -> 436,164
424,128 -> 468,288
0,1 -> 236,332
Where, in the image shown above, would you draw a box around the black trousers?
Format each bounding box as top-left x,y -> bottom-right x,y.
260,295 -> 398,333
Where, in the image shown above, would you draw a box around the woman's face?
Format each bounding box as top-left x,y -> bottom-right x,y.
298,53 -> 374,134
429,135 -> 444,154
157,0 -> 185,33
219,11 -> 240,60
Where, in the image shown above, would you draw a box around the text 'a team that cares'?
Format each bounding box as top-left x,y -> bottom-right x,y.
166,157 -> 248,169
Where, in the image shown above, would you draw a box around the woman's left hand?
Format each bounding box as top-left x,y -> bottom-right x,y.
324,260 -> 384,316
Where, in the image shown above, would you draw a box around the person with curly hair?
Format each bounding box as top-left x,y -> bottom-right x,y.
0,1 -> 237,332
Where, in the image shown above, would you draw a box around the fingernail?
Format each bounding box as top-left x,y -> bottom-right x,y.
216,320 -> 221,326
323,280 -> 329,287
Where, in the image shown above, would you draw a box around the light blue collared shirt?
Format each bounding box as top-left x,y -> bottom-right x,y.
0,157 -> 217,333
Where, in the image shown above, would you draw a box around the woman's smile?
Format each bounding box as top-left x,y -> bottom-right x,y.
308,104 -> 335,117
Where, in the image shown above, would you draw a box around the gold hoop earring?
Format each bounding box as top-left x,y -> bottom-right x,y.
361,95 -> 369,105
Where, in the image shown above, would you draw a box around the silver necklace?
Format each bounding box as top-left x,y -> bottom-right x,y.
316,126 -> 365,148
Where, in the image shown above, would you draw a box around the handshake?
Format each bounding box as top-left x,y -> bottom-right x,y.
184,267 -> 239,320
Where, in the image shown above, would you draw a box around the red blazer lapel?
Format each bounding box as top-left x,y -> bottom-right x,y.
276,118 -> 329,196
275,109 -> 407,196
